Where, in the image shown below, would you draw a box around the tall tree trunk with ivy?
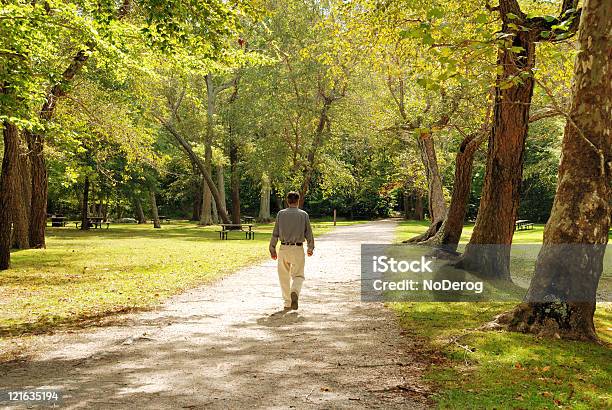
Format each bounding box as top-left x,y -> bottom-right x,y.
492,0 -> 611,341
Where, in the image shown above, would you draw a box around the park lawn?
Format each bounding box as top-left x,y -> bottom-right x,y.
393,220 -> 612,409
0,219 -> 361,360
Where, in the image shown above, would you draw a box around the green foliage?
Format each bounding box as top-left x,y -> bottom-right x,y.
3,0 -> 575,221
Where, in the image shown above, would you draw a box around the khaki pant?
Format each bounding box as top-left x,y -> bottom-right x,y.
277,244 -> 305,307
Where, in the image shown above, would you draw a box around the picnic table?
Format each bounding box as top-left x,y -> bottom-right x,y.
50,216 -> 67,227
515,219 -> 534,231
218,223 -> 255,240
75,217 -> 110,229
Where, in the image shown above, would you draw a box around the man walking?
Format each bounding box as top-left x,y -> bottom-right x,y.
269,191 -> 315,310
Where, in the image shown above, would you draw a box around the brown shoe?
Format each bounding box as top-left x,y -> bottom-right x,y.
290,292 -> 298,310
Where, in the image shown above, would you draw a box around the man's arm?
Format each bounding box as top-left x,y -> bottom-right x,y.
304,214 -> 314,254
269,214 -> 280,258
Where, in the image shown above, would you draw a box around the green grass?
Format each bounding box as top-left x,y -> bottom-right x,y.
392,221 -> 612,409
0,219 -> 360,351
395,219 -> 549,244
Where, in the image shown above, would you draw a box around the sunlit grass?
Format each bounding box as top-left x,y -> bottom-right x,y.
395,219 -> 547,244
392,220 -> 612,409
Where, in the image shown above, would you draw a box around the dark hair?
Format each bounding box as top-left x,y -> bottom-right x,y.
286,191 -> 300,205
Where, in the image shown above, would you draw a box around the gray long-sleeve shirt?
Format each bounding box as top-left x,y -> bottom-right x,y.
269,207 -> 315,255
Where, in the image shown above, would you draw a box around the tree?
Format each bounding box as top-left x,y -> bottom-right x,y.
258,173 -> 272,221
0,121 -> 19,269
424,96 -> 493,251
149,189 -> 161,229
200,74 -> 239,225
490,0 -> 611,341
457,0 -> 582,279
9,135 -> 30,249
80,176 -> 91,230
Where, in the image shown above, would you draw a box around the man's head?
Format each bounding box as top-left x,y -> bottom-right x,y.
286,191 -> 300,207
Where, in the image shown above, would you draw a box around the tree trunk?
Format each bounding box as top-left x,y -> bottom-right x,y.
425,132 -> 486,251
97,195 -> 103,218
259,173 -> 271,221
229,137 -> 241,224
217,165 -> 226,207
0,122 -> 19,269
457,10 -> 537,280
212,165 -> 225,224
150,190 -> 161,229
299,99 -> 331,208
26,130 -> 47,248
418,131 -> 447,223
402,190 -> 409,219
415,193 -> 424,220
80,176 -> 90,230
134,196 -> 146,224
102,193 -> 109,221
212,194 -> 218,224
200,75 -> 216,225
10,135 -> 31,249
492,0 -> 611,341
404,132 -> 448,242
88,182 -> 96,219
192,176 -> 203,221
273,190 -> 283,213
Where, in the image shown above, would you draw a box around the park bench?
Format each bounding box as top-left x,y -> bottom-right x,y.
515,219 -> 534,231
218,223 -> 255,240
50,216 -> 67,227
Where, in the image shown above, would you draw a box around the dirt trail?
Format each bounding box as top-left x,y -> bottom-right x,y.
0,220 -> 429,409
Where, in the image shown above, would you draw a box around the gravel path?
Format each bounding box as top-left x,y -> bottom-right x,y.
0,220 -> 429,409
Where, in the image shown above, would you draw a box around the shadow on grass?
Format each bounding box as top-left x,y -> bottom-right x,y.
0,306 -> 151,338
393,301 -> 612,408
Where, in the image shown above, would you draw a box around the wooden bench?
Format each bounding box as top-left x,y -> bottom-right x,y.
515,219 -> 534,231
218,224 -> 255,240
50,216 -> 67,227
